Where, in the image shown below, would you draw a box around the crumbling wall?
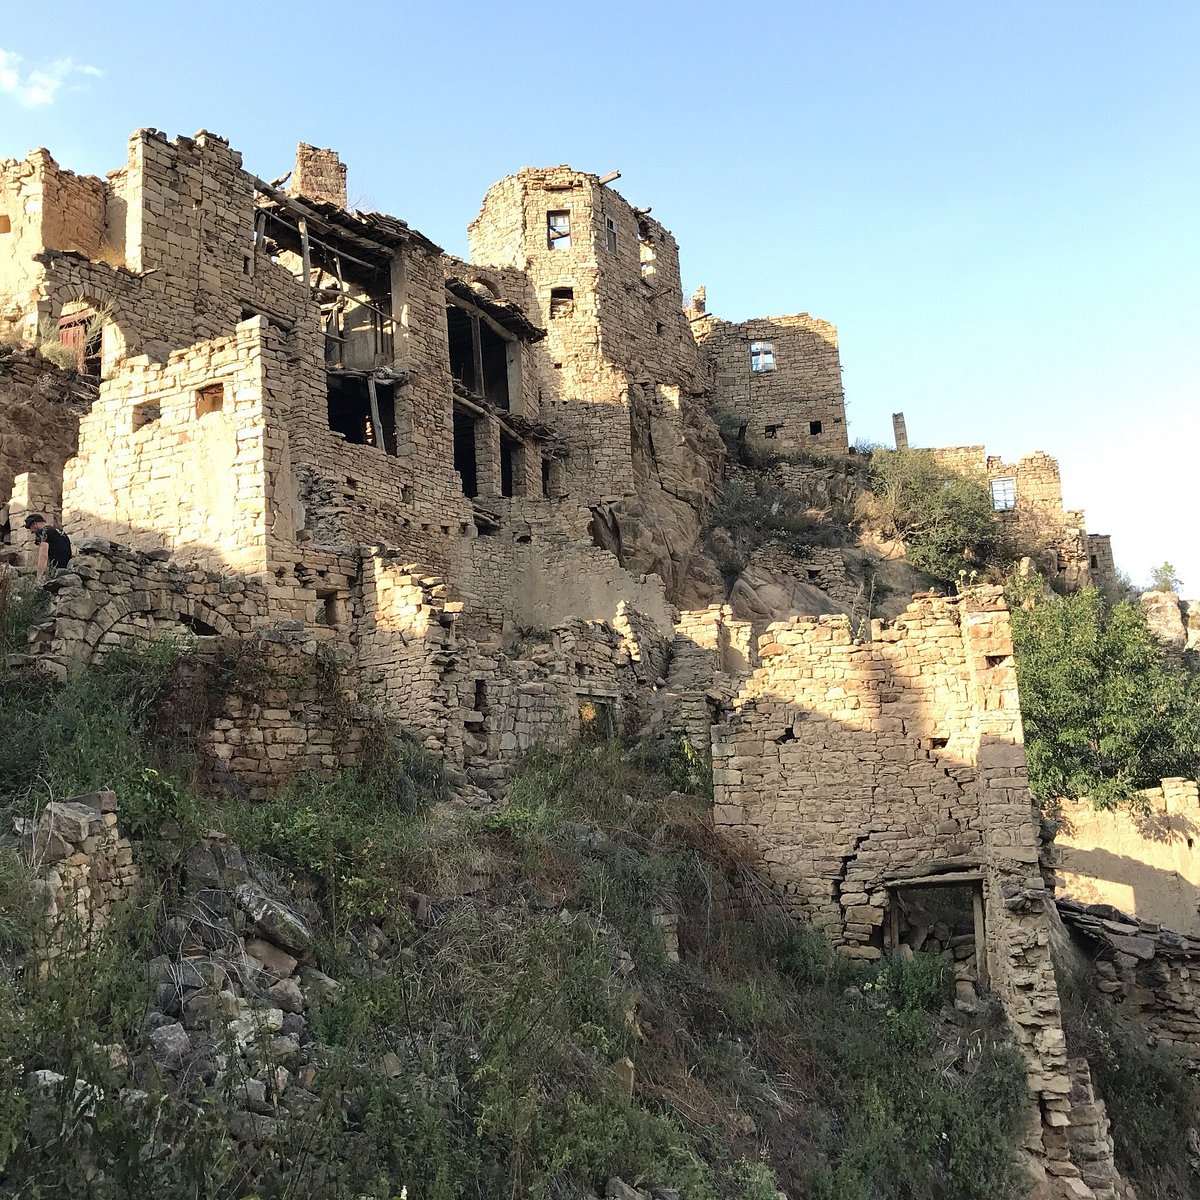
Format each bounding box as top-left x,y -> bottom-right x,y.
18,790 -> 138,954
291,144 -> 347,208
65,319 -> 291,573
711,590 -> 1077,1178
691,307 -> 849,455
931,447 -> 1098,590
1058,897 -> 1200,1069
0,349 -> 90,545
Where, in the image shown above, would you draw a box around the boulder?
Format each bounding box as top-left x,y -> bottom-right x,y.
234,882 -> 312,953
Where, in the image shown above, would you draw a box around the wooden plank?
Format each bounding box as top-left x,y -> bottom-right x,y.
367,375 -> 387,455
973,887 -> 989,991
883,870 -> 984,889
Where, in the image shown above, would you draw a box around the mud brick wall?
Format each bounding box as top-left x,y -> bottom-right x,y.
693,310 -> 849,455
1050,778 -> 1200,936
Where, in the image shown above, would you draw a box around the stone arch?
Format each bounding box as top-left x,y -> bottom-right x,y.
469,276 -> 502,299
81,589 -> 237,663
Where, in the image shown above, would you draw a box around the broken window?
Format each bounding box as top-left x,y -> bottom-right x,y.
196,384 -> 225,418
547,210 -> 571,250
809,420 -> 823,435
764,423 -> 783,439
550,287 -> 575,319
453,407 -> 480,498
446,301 -> 514,409
990,477 -> 1016,512
605,215 -> 618,253
750,340 -> 775,373
500,433 -> 525,498
315,589 -> 344,627
885,880 -> 988,994
327,375 -> 395,453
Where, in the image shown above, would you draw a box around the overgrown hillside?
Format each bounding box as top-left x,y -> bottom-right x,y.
0,589 -> 1034,1200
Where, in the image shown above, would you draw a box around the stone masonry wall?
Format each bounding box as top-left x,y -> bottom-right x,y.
17,790 -> 138,955
711,591 -> 1079,1180
692,309 -> 849,455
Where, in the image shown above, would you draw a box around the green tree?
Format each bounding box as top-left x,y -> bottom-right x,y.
1147,562 -> 1184,593
867,449 -> 1003,584
1011,586 -> 1200,806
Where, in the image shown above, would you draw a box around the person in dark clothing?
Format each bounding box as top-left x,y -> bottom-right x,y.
23,513 -> 72,580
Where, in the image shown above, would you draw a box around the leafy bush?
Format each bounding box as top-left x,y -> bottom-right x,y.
1011,584 -> 1200,805
866,449 -> 1009,584
1147,561 -> 1184,593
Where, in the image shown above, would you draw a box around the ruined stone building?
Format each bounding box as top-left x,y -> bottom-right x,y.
890,412 -> 1119,597
0,127 -> 1182,1195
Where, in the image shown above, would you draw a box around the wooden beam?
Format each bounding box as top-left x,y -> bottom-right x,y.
883,870 -> 984,889
298,218 -> 312,294
367,375 -> 387,456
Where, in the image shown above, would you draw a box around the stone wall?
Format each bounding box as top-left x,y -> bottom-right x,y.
691,305 -> 849,455
711,590 -> 1079,1179
17,790 -> 138,954
0,349 -> 91,549
1058,897 -> 1200,1070
1050,779 -> 1200,936
930,446 -> 1106,592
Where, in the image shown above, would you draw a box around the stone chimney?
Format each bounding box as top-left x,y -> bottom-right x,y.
291,143 -> 347,209
892,412 -> 909,451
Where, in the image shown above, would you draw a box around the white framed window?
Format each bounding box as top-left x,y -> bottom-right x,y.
750,340 -> 775,372
605,215 -> 618,253
547,210 -> 571,250
991,477 -> 1017,512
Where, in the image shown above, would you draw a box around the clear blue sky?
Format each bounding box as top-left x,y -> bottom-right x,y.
3,1 -> 1197,592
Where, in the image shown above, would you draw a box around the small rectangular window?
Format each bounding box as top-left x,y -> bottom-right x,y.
990,477 -> 1017,512
809,420 -> 823,435
133,402 -> 161,431
196,384 -> 225,417
605,215 -> 617,252
1090,554 -> 1099,569
549,286 -> 575,319
547,210 -> 571,250
750,340 -> 775,372
764,423 -> 783,439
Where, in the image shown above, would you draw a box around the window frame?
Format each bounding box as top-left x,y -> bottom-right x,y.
604,215 -> 618,253
547,210 -> 572,250
749,340 -> 776,373
990,477 -> 1017,512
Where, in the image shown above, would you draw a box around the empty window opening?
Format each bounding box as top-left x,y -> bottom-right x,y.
196,384 -> 225,417
655,321 -> 665,336
929,736 -> 950,750
57,309 -> 103,378
990,477 -> 1016,512
315,589 -> 344,627
985,654 -> 1008,670
176,613 -> 219,637
547,210 -> 571,250
809,420 -> 823,435
578,697 -> 614,742
474,679 -> 488,714
1089,554 -> 1098,569
446,301 -> 514,409
500,433 -> 525,498
764,423 -> 783,439
550,287 -> 575,319
605,215 -> 618,253
327,376 -> 395,453
542,456 -> 552,497
0,215 -> 11,234
750,340 -> 775,372
132,402 -> 161,431
453,407 -> 479,498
